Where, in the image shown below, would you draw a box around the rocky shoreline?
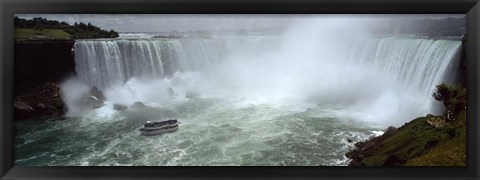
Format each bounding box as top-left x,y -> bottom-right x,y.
14,82 -> 65,120
345,126 -> 399,166
14,40 -> 75,121
345,110 -> 466,166
13,40 -> 141,121
13,81 -> 108,121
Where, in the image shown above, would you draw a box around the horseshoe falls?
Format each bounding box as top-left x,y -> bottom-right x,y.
73,37 -> 279,90
14,34 -> 462,166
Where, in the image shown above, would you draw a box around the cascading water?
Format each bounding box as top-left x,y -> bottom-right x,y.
74,36 -> 462,115
349,38 -> 462,115
350,38 -> 462,97
74,36 -> 279,90
15,31 -> 463,166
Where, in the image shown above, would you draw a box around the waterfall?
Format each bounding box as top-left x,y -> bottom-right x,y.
349,38 -> 462,98
73,36 -> 462,111
74,36 -> 279,90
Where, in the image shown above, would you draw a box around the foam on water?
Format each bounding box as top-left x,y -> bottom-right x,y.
15,18 -> 463,166
15,95 -> 384,166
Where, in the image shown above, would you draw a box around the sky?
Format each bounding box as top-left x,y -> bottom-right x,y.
16,14 -> 465,33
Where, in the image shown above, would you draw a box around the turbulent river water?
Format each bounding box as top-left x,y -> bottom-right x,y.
14,32 -> 462,166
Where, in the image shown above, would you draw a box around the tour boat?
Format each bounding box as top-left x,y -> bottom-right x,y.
139,119 -> 179,136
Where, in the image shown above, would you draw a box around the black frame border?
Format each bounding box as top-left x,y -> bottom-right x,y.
1,0 -> 479,179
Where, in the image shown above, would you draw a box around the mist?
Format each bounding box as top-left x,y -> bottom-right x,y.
56,16 -> 462,127
13,14 -> 466,166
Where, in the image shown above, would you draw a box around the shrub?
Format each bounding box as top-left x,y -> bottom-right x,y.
432,84 -> 466,115
14,16 -> 119,39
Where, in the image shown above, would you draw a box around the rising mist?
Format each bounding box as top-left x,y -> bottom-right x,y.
62,16 -> 462,127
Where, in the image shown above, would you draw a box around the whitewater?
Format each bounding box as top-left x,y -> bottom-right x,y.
14,19 -> 462,166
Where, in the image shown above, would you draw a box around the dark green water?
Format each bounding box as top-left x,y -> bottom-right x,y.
15,96 -> 381,166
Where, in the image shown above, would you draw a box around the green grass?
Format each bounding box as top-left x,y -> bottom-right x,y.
362,155 -> 387,166
359,111 -> 466,166
15,28 -> 72,42
406,111 -> 466,166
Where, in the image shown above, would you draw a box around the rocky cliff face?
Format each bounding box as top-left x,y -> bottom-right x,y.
14,40 -> 76,94
14,40 -> 76,120
14,82 -> 65,120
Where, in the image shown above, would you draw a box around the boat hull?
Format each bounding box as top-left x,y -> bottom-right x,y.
144,122 -> 179,130
140,126 -> 179,136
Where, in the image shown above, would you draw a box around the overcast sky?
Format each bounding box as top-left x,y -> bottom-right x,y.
16,14 -> 465,33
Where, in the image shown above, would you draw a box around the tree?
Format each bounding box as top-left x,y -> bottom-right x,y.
87,23 -> 95,31
432,84 -> 451,106
14,17 -> 120,39
109,30 -> 119,38
34,24 -> 45,31
433,83 -> 466,115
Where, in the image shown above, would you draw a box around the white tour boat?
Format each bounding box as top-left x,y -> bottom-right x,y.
139,119 -> 179,136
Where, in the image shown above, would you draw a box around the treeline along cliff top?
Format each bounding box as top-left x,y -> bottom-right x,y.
13,17 -> 119,120
14,17 -> 119,42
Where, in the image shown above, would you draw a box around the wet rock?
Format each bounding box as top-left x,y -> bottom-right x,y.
80,95 -> 104,109
14,101 -> 34,111
76,86 -> 106,110
131,101 -> 146,109
36,103 -> 47,109
89,86 -> 106,101
114,103 -> 128,111
385,126 -> 397,134
14,101 -> 36,120
14,82 -> 66,120
345,130 -> 394,166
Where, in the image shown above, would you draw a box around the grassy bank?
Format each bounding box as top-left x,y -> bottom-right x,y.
15,28 -> 72,42
346,111 -> 466,166
15,17 -> 119,40
406,110 -> 466,166
346,84 -> 466,166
